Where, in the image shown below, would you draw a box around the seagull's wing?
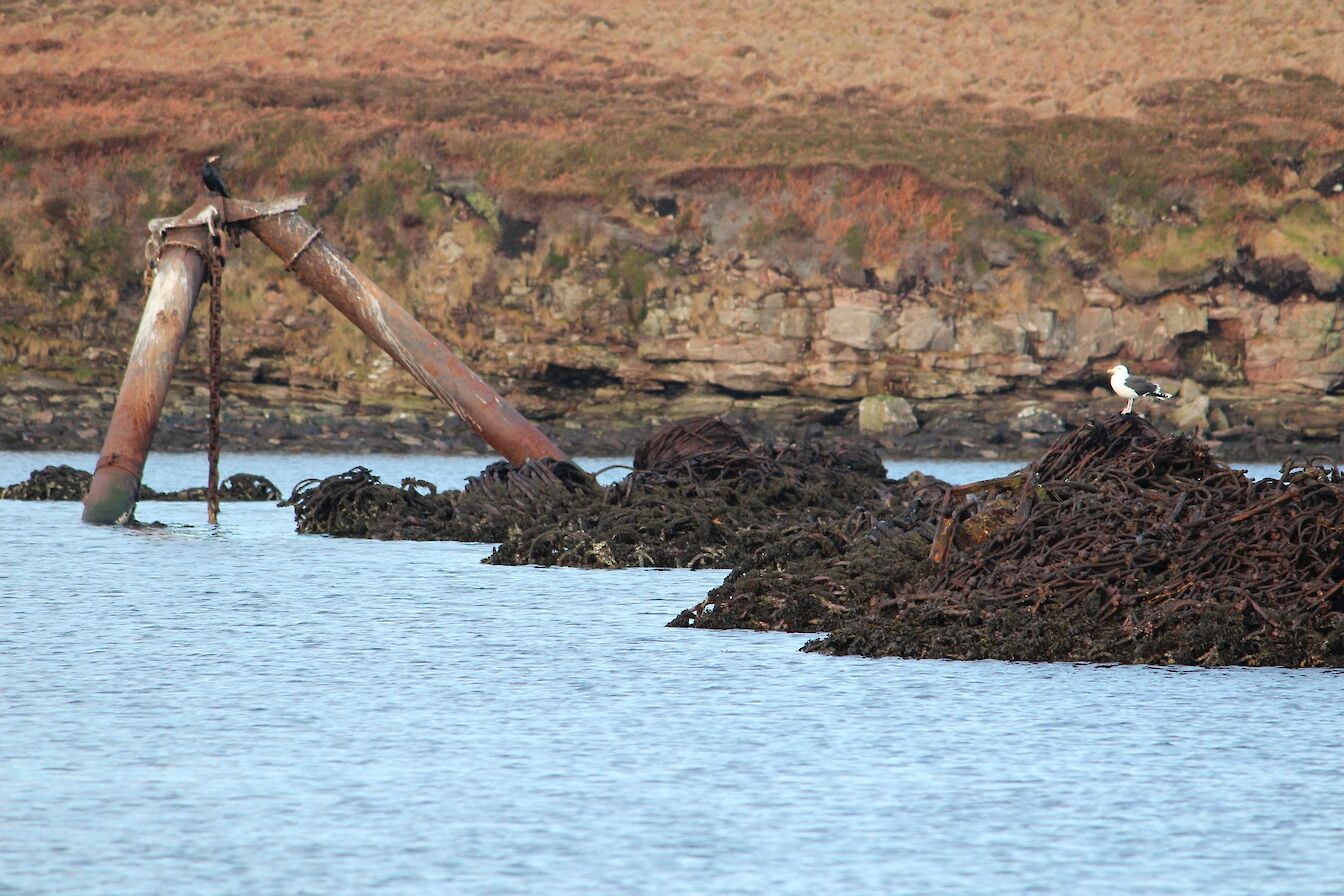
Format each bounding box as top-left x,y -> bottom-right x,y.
1123,374 -> 1162,396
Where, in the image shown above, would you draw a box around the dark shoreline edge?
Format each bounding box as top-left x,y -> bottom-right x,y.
2,373 -> 1339,466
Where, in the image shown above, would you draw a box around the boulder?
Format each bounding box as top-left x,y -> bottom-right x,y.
1009,404 -> 1066,434
858,395 -> 919,436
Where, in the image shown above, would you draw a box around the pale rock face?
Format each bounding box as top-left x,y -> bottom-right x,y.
708,362 -> 796,393
1243,301 -> 1341,386
858,394 -> 919,436
471,236 -> 1340,410
893,302 -> 954,352
962,314 -> 1027,354
1163,383 -> 1212,434
804,361 -> 861,390
1009,404 -> 1066,434
435,232 -> 465,265
1136,378 -> 1205,433
822,305 -> 886,350
1113,306 -> 1164,361
1158,294 -> 1208,336
1072,306 -> 1124,358
550,279 -> 591,319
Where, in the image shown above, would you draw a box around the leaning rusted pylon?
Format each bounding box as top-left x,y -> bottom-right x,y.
82,219 -> 212,524
83,194 -> 568,524
243,208 -> 567,467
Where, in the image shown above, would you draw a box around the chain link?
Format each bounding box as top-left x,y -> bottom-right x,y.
206,220 -> 224,525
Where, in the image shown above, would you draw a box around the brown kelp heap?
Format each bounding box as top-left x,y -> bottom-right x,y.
284,458 -> 601,542
282,417 -> 935,569
0,464 -> 92,500
0,465 -> 280,501
811,415 -> 1344,667
487,421 -> 930,570
669,506 -> 938,632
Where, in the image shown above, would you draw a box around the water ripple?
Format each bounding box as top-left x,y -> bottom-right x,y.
0,460 -> 1340,895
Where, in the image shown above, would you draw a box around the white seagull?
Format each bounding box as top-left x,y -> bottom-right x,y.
1108,364 -> 1172,414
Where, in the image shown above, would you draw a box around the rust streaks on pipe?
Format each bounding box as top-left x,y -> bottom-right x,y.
83,228 -> 209,524
245,210 -> 568,466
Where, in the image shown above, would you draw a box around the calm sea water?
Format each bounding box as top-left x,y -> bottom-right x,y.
2,451 -> 1339,896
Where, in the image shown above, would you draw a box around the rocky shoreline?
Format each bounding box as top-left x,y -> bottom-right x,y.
8,179 -> 1340,470
2,368 -> 1339,465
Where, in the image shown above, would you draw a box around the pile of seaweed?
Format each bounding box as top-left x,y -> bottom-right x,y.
668,506 -> 937,632
283,417 -> 938,570
0,464 -> 92,500
807,414 -> 1344,667
143,474 -> 282,502
0,465 -> 280,501
283,457 -> 601,543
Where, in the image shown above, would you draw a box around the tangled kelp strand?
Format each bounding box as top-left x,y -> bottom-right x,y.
812,415 -> 1344,667
283,466 -> 441,537
633,415 -> 747,470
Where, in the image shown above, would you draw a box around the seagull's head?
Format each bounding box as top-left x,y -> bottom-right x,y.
1107,364 -> 1128,377
206,155 -> 220,165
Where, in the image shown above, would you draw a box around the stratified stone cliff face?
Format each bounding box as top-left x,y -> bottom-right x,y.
412,202 -> 1344,407
318,183 -> 1339,448
3,176 -> 1342,456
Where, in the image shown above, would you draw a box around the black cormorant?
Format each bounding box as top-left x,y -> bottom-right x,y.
202,155 -> 230,198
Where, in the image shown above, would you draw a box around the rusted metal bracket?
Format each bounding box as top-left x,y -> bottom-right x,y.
285,227 -> 322,271
927,471 -> 1030,565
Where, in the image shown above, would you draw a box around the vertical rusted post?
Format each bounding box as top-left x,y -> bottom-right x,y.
83,228 -> 209,524
245,210 -> 568,465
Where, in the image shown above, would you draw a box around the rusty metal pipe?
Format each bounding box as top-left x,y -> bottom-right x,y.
83,229 -> 208,524
245,210 -> 567,465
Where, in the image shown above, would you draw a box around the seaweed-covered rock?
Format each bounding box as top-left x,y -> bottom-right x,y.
0,466 -> 281,502
0,464 -> 92,500
811,414 -> 1344,667
283,416 -> 925,570
669,507 -> 936,632
282,459 -> 598,540
486,422 -> 919,569
146,474 -> 283,502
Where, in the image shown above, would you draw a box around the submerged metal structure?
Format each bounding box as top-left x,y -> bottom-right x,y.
82,194 -> 568,525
